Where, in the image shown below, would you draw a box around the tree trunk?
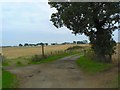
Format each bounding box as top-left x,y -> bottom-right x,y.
96,53 -> 106,62
108,54 -> 112,63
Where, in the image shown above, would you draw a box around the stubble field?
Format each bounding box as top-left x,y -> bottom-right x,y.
2,44 -> 90,59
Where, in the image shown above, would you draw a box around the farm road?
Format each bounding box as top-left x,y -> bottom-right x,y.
7,55 -> 117,88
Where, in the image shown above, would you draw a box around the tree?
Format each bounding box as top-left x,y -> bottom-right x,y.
48,2 -> 120,62
83,40 -> 88,44
40,43 -> 44,46
45,43 -> 48,46
77,41 -> 84,44
19,44 -> 23,47
73,41 -> 76,44
24,43 -> 29,47
51,43 -> 57,45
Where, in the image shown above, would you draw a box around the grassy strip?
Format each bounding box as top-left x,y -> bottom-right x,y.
119,74 -> 120,88
0,70 -> 1,89
30,52 -> 79,64
3,52 -> 81,67
76,56 -> 113,75
2,70 -> 18,88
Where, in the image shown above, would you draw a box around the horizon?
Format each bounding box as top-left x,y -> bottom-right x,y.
1,1 -> 119,46
1,40 -> 89,46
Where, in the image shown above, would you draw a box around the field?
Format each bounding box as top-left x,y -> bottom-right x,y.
2,44 -> 89,66
2,43 -> 119,63
2,44 -> 89,59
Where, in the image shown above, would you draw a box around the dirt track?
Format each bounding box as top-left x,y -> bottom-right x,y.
7,55 -> 118,88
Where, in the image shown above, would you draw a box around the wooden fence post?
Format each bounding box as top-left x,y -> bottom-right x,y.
41,44 -> 45,57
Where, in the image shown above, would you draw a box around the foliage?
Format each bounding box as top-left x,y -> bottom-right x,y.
31,55 -> 46,62
48,2 -> 120,62
24,43 -> 29,46
19,44 -> 23,47
76,56 -> 113,74
66,46 -> 82,51
16,61 -> 23,66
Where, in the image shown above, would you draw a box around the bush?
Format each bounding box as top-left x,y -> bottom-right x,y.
31,55 -> 47,62
16,61 -> 22,66
66,46 -> 82,51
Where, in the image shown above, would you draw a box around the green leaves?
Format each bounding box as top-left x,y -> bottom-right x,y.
49,2 -> 119,62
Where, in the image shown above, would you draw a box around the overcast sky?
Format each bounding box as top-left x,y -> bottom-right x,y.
1,0 -> 119,46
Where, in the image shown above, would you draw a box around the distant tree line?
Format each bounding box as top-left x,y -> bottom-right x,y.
73,40 -> 88,44
18,40 -> 88,47
19,43 -> 48,47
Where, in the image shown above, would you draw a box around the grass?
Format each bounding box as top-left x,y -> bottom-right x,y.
76,56 -> 113,75
2,62 -> 9,66
119,74 -> 120,88
111,74 -> 119,88
30,52 -> 79,64
3,56 -> 31,67
112,73 -> 120,88
2,70 -> 18,88
0,70 -> 2,89
3,51 -> 81,67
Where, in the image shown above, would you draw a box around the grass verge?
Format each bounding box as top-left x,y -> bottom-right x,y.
2,70 -> 18,88
30,52 -> 79,64
3,51 -> 81,67
0,70 -> 1,89
76,56 -> 113,75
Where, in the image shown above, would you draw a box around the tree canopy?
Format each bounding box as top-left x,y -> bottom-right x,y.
49,2 -> 120,62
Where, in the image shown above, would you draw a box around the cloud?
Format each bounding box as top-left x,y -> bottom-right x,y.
1,2 -> 67,35
2,2 -> 87,46
2,2 -> 56,32
2,1 -> 118,46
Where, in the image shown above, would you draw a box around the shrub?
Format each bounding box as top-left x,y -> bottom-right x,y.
66,46 -> 82,51
31,55 -> 47,62
16,61 -> 22,66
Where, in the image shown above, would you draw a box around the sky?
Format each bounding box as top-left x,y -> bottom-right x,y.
1,0 -> 119,46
